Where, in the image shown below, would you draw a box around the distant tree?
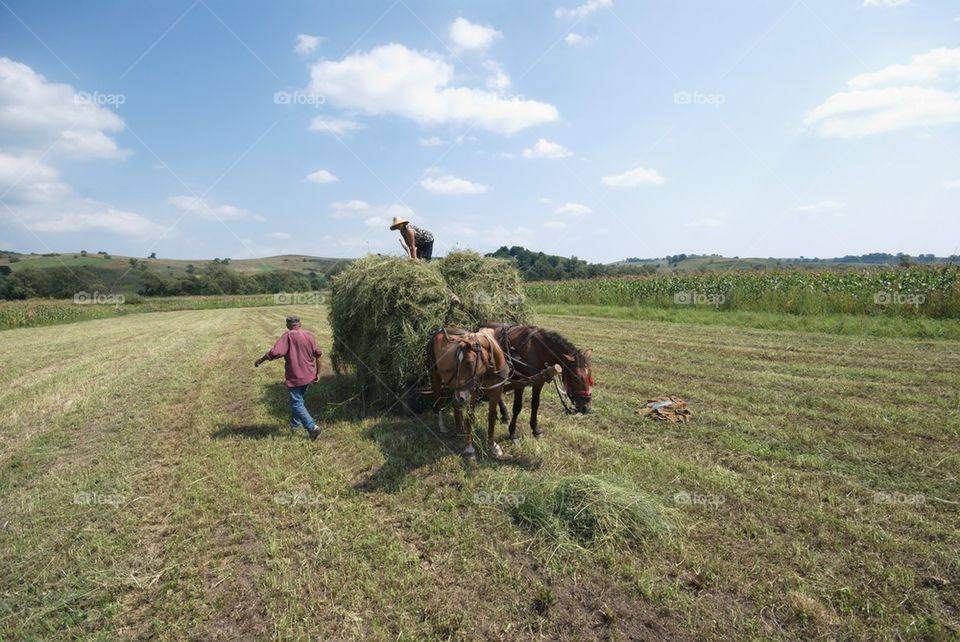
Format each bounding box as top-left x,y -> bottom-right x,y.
80,250 -> 88,256
148,252 -> 157,259
102,254 -> 111,259
185,264 -> 195,274
8,257 -> 20,263
0,265 -> 11,276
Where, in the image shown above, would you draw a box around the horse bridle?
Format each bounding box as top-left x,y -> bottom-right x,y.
439,330 -> 506,394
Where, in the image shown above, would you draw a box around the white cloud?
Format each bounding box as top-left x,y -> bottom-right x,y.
419,136 -> 443,146
385,204 -> 415,217
602,166 -> 665,187
795,200 -> 844,212
806,47 -> 960,138
484,61 -> 511,91
556,0 -> 612,19
684,216 -> 724,228
863,0 -> 909,6
565,33 -> 590,46
308,44 -> 558,134
849,48 -> 960,88
523,138 -> 573,159
0,57 -> 129,159
23,205 -> 168,237
0,60 -> 164,239
943,179 -> 960,190
308,116 -> 364,135
266,231 -> 292,240
555,202 -> 591,215
295,34 -> 323,56
364,215 -> 388,228
305,169 -> 338,184
168,195 -> 259,221
449,18 -> 501,51
544,220 -> 568,230
332,199 -> 369,210
421,174 -> 489,195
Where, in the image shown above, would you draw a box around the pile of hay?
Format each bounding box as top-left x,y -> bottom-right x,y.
328,250 -> 530,406
512,474 -> 674,553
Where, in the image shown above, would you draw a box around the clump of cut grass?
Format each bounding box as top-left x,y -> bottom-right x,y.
328,251 -> 530,406
512,474 -> 674,554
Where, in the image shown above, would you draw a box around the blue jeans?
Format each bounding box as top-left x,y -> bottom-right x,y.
288,385 -> 316,430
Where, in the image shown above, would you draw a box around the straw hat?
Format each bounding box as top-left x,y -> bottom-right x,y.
389,216 -> 410,230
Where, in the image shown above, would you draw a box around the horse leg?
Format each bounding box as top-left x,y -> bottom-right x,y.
530,383 -> 544,439
509,388 -> 524,443
431,372 -> 448,434
456,403 -> 475,459
498,398 -> 510,424
488,388 -> 504,459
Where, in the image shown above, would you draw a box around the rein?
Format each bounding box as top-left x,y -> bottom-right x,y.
553,376 -> 576,415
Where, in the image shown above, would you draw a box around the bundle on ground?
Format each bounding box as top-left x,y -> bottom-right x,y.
511,474 -> 674,553
328,251 -> 530,407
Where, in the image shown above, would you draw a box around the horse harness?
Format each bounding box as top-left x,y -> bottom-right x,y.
435,328 -> 509,393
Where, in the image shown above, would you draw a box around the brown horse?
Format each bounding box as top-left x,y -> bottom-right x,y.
480,324 -> 594,442
427,327 -> 510,459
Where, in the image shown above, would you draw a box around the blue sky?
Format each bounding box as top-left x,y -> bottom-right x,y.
1,0 -> 958,263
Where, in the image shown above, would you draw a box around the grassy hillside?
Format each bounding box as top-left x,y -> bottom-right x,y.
0,252 -> 349,294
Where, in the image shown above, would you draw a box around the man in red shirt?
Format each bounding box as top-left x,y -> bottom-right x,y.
254,315 -> 324,441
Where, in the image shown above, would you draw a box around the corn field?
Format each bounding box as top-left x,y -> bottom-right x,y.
524,266 -> 960,318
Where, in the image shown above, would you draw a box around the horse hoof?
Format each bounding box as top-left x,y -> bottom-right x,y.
491,443 -> 504,459
462,447 -> 477,460
533,432 -> 544,440
510,436 -> 520,445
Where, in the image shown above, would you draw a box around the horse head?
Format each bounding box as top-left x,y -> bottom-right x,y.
561,348 -> 594,414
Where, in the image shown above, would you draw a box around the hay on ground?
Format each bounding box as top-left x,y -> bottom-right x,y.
511,475 -> 673,553
328,251 -> 530,406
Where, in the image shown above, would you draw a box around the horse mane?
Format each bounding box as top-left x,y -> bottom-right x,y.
536,328 -> 578,356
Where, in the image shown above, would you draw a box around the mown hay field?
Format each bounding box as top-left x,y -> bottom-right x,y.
0,305 -> 957,640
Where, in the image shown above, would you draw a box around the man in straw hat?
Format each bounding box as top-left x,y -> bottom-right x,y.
254,315 -> 324,441
390,216 -> 434,261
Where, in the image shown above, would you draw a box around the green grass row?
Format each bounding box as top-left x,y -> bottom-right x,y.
533,304 -> 960,340
0,294 -> 322,330
525,265 -> 960,318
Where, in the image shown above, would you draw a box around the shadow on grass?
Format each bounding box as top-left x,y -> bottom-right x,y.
211,375 -> 354,440
356,408 -> 543,493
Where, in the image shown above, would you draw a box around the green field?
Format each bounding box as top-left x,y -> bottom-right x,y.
0,252 -> 347,296
1,304 -> 957,639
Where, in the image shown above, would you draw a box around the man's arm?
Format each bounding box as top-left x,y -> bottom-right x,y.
254,333 -> 289,367
312,337 -> 323,383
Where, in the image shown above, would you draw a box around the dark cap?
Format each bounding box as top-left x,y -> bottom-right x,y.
285,315 -> 301,324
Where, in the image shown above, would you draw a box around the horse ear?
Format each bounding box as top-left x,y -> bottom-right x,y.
563,354 -> 576,362
582,348 -> 593,359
